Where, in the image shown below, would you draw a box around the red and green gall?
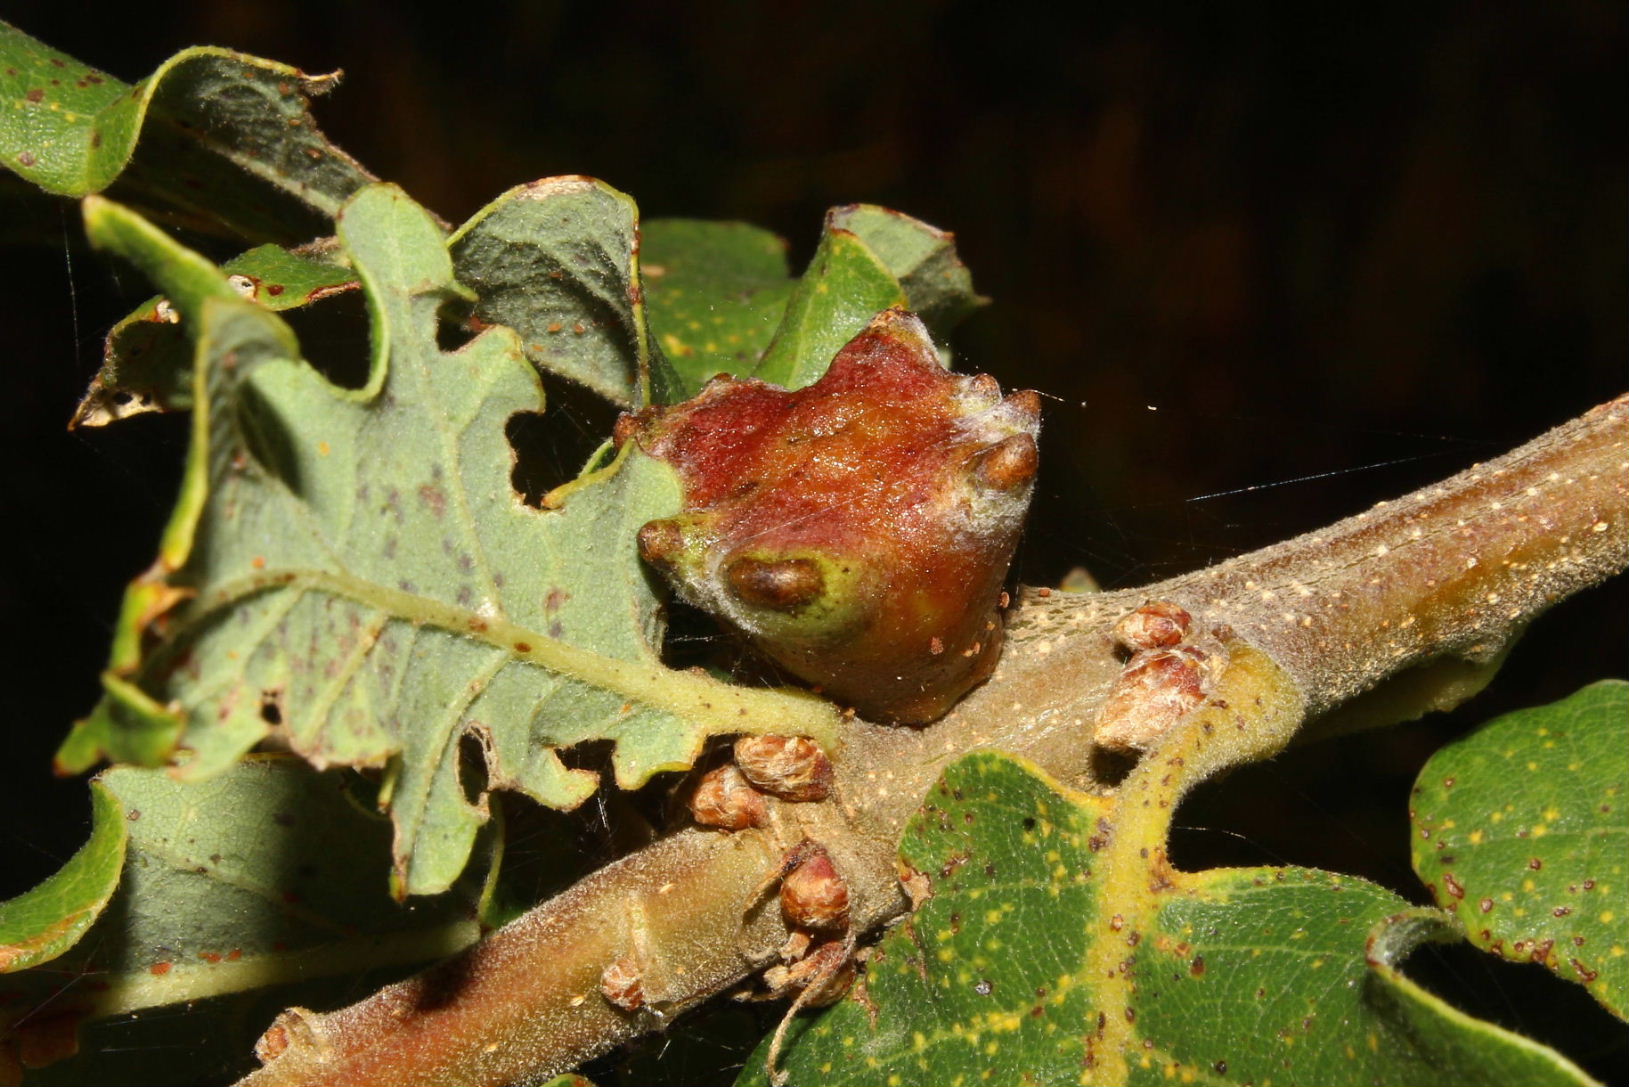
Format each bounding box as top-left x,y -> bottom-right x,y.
616,307 -> 1040,723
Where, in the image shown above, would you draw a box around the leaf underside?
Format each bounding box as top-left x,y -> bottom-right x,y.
0,756 -> 486,1084
72,241 -> 357,427
60,187 -> 840,898
0,784 -> 124,976
0,21 -> 374,242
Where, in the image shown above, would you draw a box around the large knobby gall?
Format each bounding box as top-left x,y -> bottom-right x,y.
617,308 -> 1040,723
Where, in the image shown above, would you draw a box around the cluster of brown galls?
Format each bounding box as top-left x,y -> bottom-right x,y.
1094,600 -> 1230,752
600,735 -> 854,1015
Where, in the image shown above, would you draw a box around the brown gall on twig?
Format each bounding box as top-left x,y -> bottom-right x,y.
1095,601 -> 1229,752
599,956 -> 644,1012
762,933 -> 859,1087
733,735 -> 833,802
779,843 -> 850,932
687,763 -> 769,830
1113,599 -> 1192,650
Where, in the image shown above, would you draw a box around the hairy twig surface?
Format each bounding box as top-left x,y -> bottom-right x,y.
240,394 -> 1627,1086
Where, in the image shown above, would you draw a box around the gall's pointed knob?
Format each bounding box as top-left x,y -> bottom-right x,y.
637,519 -> 686,566
972,433 -> 1039,491
725,556 -> 826,612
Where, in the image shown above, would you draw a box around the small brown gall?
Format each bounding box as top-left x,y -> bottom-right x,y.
780,843 -> 850,931
1093,643 -> 1222,752
763,939 -> 855,1007
1113,600 -> 1192,651
254,1009 -> 316,1065
733,735 -> 833,802
688,763 -> 768,830
600,955 -> 644,1011
255,1023 -> 289,1063
636,518 -> 687,567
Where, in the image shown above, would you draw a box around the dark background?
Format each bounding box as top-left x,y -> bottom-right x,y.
1,2 -> 1624,1081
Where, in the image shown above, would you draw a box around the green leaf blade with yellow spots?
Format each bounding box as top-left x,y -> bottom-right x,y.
0,21 -> 373,242
744,750 -> 1597,1087
1411,680 -> 1629,1019
642,204 -> 985,401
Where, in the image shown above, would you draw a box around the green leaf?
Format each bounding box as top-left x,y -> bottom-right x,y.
449,176 -> 669,408
58,189 -> 840,897
0,784 -> 125,974
746,751 -> 1595,1087
640,206 -> 985,399
828,205 -> 985,333
1411,680 -> 1629,1019
751,205 -> 983,391
0,757 -> 485,1081
71,241 -> 357,427
751,220 -> 906,391
0,23 -> 373,241
641,219 -> 796,399
1365,909 -> 1599,1087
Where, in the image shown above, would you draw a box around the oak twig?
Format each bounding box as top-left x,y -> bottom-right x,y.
241,394 -> 1627,1086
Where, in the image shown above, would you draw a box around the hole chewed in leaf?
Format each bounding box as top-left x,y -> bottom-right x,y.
279,290 -> 371,390
505,379 -> 619,508
435,297 -> 480,354
457,728 -> 493,811
506,411 -> 555,508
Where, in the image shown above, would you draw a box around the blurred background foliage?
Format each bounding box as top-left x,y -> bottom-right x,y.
0,2 -> 1623,1078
